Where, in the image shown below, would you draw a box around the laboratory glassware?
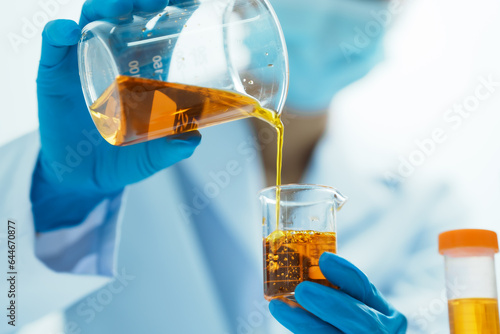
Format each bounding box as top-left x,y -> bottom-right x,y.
259,184 -> 346,301
78,0 -> 288,146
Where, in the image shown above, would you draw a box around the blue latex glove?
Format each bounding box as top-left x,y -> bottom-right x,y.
269,252 -> 407,333
32,0 -> 201,233
271,0 -> 389,112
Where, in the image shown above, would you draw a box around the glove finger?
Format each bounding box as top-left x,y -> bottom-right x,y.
99,131 -> 201,190
157,130 -> 202,168
79,0 -> 134,27
269,299 -> 342,334
133,0 -> 169,12
40,20 -> 81,67
319,252 -> 392,315
141,131 -> 202,177
79,0 -> 171,27
295,281 -> 405,333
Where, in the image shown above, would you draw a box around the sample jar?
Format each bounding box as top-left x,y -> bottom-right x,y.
439,229 -> 500,334
259,184 -> 346,301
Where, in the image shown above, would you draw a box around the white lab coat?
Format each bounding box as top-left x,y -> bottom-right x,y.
0,117 -> 461,334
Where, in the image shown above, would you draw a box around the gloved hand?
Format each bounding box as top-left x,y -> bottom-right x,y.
32,0 -> 201,232
269,252 -> 407,333
271,0 -> 389,112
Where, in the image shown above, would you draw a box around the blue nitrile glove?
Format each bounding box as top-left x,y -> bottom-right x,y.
271,0 -> 390,112
269,252 -> 407,333
32,0 -> 201,233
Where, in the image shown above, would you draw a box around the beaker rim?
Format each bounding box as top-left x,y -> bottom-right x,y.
258,183 -> 347,209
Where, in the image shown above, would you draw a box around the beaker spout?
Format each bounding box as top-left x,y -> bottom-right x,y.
332,189 -> 347,211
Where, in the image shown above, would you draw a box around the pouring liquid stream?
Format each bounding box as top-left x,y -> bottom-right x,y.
89,75 -> 284,231
250,108 -> 284,246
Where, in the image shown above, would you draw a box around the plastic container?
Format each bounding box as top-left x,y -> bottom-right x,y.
439,229 -> 500,334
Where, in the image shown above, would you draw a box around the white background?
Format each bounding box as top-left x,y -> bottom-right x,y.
2,0 -> 500,332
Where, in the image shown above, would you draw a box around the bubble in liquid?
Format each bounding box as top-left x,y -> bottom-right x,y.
265,52 -> 269,56
268,230 -> 285,253
142,28 -> 146,32
268,261 -> 279,272
248,80 -> 254,85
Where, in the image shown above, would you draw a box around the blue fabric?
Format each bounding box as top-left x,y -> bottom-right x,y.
31,0 -> 201,232
271,0 -> 388,112
269,252 -> 408,333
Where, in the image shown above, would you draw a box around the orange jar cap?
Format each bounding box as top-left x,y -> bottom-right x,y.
439,229 -> 498,254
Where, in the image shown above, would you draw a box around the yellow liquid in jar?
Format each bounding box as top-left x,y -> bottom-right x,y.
448,298 -> 500,334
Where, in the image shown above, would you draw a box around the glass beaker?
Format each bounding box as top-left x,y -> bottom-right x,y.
259,184 -> 347,301
78,0 -> 288,146
439,229 -> 500,334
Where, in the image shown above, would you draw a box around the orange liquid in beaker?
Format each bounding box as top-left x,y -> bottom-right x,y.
89,75 -> 282,146
263,230 -> 336,300
448,298 -> 500,334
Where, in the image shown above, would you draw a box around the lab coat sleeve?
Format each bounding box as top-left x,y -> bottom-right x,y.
0,132 -> 117,329
34,190 -> 124,276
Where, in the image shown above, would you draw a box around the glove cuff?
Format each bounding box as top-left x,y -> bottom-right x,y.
30,154 -> 121,232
